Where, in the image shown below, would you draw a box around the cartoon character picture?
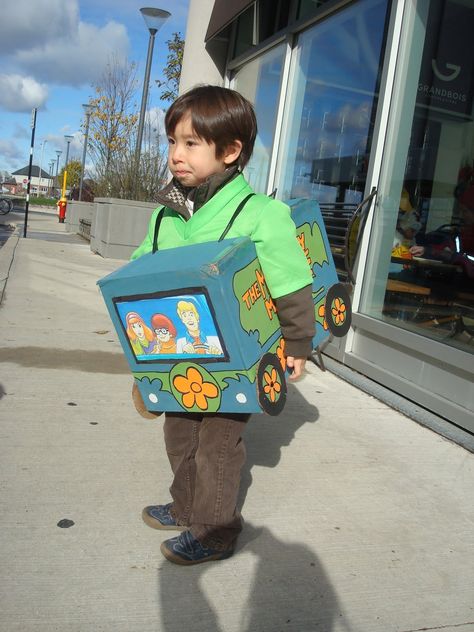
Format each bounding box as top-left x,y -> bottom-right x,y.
125,312 -> 156,357
176,300 -> 223,355
151,313 -> 177,354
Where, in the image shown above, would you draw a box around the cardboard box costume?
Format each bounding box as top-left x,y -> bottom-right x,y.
98,196 -> 351,416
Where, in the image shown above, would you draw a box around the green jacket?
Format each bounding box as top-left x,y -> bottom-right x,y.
131,174 -> 312,300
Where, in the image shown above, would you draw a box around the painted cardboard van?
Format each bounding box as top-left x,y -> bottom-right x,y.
97,198 -> 351,415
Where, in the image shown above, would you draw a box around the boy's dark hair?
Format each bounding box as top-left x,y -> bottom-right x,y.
165,85 -> 257,169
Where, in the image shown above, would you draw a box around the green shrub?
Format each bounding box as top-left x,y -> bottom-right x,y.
29,197 -> 58,207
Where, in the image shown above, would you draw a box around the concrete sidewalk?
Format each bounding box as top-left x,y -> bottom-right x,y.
0,208 -> 473,632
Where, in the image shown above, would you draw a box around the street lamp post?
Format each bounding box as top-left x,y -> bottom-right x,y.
64,134 -> 74,169
55,150 -> 62,194
63,134 -> 74,197
134,7 -> 171,196
48,160 -> 55,196
79,104 -> 95,201
37,139 -> 47,197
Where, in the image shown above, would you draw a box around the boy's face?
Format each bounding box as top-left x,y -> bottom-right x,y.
167,114 -> 241,187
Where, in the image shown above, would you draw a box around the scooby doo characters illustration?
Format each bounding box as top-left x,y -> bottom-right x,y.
176,300 -> 223,355
125,312 -> 155,357
151,313 -> 177,354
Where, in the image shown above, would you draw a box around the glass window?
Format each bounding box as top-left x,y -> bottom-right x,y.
234,5 -> 255,58
258,0 -> 290,39
232,1 -> 291,59
360,0 -> 474,356
273,0 -> 389,280
233,43 -> 286,193
297,0 -> 329,20
274,0 -> 389,206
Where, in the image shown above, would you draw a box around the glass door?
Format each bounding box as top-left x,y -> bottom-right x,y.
360,0 -> 474,357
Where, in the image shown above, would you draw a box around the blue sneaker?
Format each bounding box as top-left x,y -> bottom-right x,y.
142,503 -> 186,531
160,530 -> 234,565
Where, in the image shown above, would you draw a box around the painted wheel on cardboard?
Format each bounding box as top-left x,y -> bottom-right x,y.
324,283 -> 351,337
170,362 -> 222,413
257,353 -> 287,416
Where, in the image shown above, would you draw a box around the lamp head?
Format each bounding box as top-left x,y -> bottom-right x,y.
82,103 -> 96,116
140,7 -> 171,35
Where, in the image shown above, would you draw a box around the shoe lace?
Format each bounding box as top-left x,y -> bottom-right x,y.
179,530 -> 205,555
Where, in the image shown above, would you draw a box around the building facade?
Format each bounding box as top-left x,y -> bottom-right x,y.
11,166 -> 53,197
180,0 -> 474,434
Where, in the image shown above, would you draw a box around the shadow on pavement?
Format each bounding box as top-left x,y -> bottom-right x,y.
238,382 -> 320,510
157,522 -> 340,632
0,346 -> 129,374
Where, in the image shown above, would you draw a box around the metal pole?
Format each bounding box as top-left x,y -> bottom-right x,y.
48,161 -> 54,196
23,108 -> 37,238
55,152 -> 61,179
63,135 -> 73,197
37,139 -> 47,197
64,140 -> 71,168
79,109 -> 92,201
134,28 -> 156,192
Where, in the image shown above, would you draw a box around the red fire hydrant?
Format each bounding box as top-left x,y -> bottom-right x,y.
58,197 -> 67,223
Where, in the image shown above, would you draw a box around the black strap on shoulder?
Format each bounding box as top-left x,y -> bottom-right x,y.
218,193 -> 255,242
152,208 -> 165,254
153,194 -> 256,251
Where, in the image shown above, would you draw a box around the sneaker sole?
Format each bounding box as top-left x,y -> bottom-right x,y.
160,541 -> 234,565
142,507 -> 188,531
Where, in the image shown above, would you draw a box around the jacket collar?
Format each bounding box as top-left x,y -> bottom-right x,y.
155,166 -> 240,219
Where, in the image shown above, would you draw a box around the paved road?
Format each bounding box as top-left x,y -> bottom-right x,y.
0,206 -> 24,247
0,205 -> 58,248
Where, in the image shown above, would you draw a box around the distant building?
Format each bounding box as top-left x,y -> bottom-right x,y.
1,177 -> 19,195
11,165 -> 53,196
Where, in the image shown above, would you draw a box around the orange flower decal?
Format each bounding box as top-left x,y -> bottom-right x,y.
263,368 -> 282,402
318,304 -> 328,330
331,297 -> 346,325
276,338 -> 287,371
173,366 -> 219,411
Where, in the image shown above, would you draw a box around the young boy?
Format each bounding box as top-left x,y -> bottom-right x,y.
132,85 -> 315,565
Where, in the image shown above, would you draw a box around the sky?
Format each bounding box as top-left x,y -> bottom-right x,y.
0,0 -> 190,177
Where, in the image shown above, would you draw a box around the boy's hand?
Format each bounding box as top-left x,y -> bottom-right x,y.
286,356 -> 306,380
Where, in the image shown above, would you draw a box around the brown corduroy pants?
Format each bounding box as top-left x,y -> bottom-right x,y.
163,411 -> 250,551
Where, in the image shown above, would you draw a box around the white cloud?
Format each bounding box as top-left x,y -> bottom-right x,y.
0,139 -> 24,159
0,0 -> 130,102
14,20 -> 130,87
146,107 -> 166,142
0,74 -> 48,112
40,132 -> 83,161
13,124 -> 31,140
0,0 -> 78,55
0,139 -> 28,171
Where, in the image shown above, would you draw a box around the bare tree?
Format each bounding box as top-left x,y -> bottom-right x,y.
85,54 -> 168,200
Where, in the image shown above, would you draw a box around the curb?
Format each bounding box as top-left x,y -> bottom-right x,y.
0,224 -> 21,305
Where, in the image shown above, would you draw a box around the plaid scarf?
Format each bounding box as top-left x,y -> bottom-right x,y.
155,166 -> 240,219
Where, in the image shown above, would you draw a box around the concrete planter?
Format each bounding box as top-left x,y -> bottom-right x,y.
90,197 -> 157,260
66,200 -> 94,236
